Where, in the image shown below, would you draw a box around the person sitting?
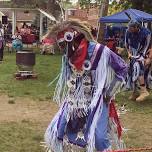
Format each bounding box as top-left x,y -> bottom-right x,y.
40,37 -> 55,55
20,24 -> 31,35
12,32 -> 23,52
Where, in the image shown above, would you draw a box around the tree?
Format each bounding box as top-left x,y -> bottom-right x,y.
108,0 -> 131,15
97,0 -> 109,43
11,0 -> 47,8
11,0 -> 63,21
79,0 -> 91,9
79,0 -> 105,9
108,0 -> 152,15
61,0 -> 73,9
129,0 -> 152,13
78,0 -> 109,43
46,0 -> 62,20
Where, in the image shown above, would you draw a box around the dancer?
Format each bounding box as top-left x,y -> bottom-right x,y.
44,20 -> 127,152
125,20 -> 151,101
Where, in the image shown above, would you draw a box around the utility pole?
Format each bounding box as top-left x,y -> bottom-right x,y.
97,0 -> 109,44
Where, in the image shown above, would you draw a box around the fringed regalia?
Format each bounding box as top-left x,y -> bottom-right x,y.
44,20 -> 128,152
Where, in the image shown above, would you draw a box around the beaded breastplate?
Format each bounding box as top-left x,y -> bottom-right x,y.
66,61 -> 92,117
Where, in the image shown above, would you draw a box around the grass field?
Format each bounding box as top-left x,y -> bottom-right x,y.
0,51 -> 61,100
0,51 -> 152,152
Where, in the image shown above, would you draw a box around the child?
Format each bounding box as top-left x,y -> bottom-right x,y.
12,32 -> 23,52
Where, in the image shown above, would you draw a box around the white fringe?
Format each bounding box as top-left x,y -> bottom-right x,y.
44,104 -> 66,152
87,47 -> 112,152
108,118 -> 126,150
47,46 -> 126,152
87,96 -> 104,152
53,55 -> 70,105
89,46 -> 110,109
87,46 -> 126,152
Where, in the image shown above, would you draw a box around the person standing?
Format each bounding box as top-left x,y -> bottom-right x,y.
0,23 -> 4,62
125,20 -> 151,101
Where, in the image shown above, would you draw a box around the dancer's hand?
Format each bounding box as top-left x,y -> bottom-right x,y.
128,51 -> 132,59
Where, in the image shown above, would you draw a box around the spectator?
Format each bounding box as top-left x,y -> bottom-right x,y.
91,27 -> 97,37
0,23 -> 4,62
20,24 -> 31,35
12,31 -> 23,52
41,37 -> 55,55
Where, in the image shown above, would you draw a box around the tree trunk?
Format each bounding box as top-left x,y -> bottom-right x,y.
47,0 -> 62,21
97,0 -> 109,44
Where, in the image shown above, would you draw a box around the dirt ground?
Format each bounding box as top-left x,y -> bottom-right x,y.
0,94 -> 58,125
0,94 -> 152,151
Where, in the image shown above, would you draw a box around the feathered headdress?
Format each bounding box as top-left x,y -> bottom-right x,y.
45,20 -> 95,42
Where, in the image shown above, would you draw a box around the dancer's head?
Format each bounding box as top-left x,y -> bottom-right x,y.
128,20 -> 141,33
45,20 -> 95,57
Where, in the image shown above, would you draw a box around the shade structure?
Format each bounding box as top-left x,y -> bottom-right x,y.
100,9 -> 152,23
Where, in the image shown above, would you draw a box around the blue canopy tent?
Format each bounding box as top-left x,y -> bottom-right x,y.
100,9 -> 152,23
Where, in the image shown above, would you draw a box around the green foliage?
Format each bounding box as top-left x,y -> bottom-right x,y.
79,0 -> 91,9
109,0 -> 131,15
78,0 -> 104,9
129,0 -> 152,13
62,0 -> 73,9
109,0 -> 152,15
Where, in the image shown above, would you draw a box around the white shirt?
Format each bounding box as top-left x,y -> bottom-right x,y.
0,28 -> 4,41
0,28 -> 4,37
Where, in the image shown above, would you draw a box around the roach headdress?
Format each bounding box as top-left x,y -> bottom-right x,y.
46,20 -> 95,42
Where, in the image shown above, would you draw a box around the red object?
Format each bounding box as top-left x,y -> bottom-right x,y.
70,38 -> 88,70
106,38 -> 118,54
57,31 -> 66,43
42,38 -> 55,45
21,34 -> 35,44
109,100 -> 122,139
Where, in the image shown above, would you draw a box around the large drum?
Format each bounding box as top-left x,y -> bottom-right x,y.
16,51 -> 35,71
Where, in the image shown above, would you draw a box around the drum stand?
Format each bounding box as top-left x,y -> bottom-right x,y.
15,70 -> 37,80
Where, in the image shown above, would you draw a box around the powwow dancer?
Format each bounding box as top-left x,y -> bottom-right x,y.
44,20 -> 127,152
125,20 -> 151,101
